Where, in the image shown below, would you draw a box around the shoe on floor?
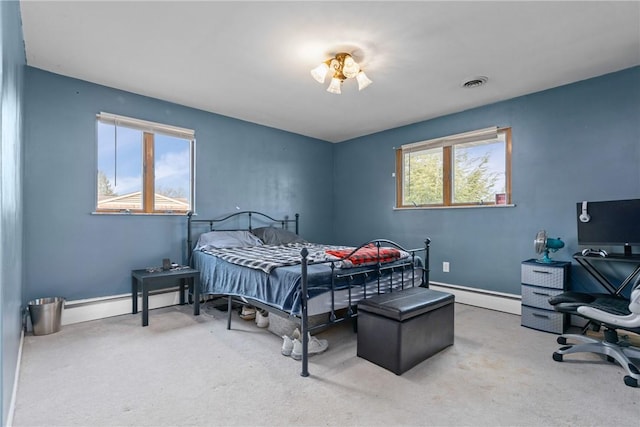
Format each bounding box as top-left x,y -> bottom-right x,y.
290,334 -> 329,361
291,327 -> 300,341
281,328 -> 301,356
239,305 -> 256,320
256,309 -> 269,328
281,335 -> 293,356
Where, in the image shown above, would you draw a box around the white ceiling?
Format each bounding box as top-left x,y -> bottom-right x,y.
20,1 -> 640,143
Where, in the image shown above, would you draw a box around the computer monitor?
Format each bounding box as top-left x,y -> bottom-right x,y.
577,199 -> 640,254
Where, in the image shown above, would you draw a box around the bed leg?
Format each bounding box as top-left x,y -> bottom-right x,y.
423,238 -> 431,287
301,248 -> 309,377
227,296 -> 232,330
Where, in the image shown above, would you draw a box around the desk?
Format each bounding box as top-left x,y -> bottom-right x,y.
131,267 -> 200,326
573,252 -> 640,296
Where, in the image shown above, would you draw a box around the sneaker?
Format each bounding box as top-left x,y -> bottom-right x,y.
291,327 -> 301,341
239,305 -> 256,321
281,335 -> 293,356
281,328 -> 302,356
281,328 -> 301,357
256,310 -> 269,328
290,334 -> 329,361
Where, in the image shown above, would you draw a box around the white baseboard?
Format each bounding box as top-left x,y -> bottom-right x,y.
7,327 -> 24,427
58,282 -> 522,327
58,288 -> 184,326
430,281 -> 522,315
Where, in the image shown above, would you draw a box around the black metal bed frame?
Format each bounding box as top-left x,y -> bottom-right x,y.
186,210 -> 298,265
186,211 -> 431,377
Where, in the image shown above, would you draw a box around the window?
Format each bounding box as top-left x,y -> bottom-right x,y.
396,127 -> 511,208
96,113 -> 195,214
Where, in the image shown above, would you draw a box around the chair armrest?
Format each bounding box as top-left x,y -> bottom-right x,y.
629,288 -> 640,315
577,306 -> 640,329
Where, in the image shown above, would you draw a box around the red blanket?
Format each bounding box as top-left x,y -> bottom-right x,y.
325,244 -> 402,267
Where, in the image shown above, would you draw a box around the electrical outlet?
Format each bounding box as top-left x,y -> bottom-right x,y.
443,261 -> 450,273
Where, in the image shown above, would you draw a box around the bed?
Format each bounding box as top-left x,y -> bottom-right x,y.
187,211 -> 431,376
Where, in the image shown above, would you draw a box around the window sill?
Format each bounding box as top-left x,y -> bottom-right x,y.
393,204 -> 516,211
91,211 -> 189,216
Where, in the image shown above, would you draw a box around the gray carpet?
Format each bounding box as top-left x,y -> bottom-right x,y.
11,302 -> 640,426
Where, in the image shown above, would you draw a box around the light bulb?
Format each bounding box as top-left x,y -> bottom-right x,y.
326,77 -> 342,94
341,55 -> 360,79
310,63 -> 329,84
356,71 -> 372,91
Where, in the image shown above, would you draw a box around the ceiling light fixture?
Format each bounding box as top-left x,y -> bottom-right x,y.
311,52 -> 372,94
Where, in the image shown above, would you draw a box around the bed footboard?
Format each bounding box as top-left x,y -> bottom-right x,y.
298,238 -> 431,377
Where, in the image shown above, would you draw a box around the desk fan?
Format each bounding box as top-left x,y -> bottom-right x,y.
534,230 -> 565,263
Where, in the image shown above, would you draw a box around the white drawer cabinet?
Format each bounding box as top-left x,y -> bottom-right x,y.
521,259 -> 571,334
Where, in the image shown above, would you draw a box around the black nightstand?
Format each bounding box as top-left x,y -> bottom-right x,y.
131,267 -> 200,326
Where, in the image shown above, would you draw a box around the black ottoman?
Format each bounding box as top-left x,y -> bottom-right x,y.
357,287 -> 454,375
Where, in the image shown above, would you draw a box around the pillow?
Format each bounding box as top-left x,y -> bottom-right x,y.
195,230 -> 263,250
252,227 -> 307,245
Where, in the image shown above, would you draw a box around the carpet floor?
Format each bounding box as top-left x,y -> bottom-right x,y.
11,301 -> 640,426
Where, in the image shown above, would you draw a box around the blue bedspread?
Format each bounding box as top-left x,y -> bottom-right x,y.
193,248 -> 422,315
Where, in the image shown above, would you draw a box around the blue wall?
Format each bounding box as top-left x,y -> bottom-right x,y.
333,67 -> 640,295
0,1 -> 25,424
23,67 -> 640,304
10,21 -> 640,422
23,68 -> 333,303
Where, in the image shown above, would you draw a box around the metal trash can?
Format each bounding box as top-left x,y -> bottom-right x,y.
28,297 -> 65,335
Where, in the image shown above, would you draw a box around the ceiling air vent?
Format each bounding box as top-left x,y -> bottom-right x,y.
462,76 -> 488,88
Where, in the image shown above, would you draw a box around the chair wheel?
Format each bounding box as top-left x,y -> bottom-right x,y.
623,376 -> 638,388
557,337 -> 567,345
553,352 -> 563,362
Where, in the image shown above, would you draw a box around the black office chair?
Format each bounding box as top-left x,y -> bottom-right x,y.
548,275 -> 640,387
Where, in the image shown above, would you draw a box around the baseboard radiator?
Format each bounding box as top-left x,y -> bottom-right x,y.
429,282 -> 521,315
58,288 -> 184,327
55,282 -> 521,327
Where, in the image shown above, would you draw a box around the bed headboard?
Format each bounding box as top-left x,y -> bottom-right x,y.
186,210 -> 299,263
